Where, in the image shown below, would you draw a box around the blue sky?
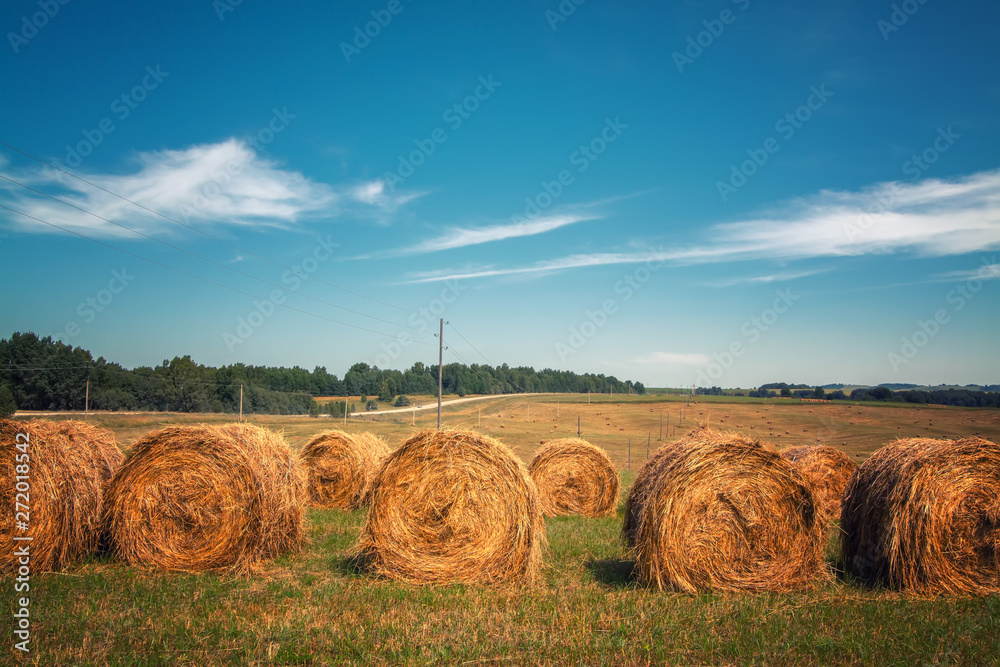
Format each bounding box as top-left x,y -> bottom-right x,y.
2,0 -> 998,388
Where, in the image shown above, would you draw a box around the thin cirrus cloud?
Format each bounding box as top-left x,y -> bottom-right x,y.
0,139 -> 406,237
405,169 -> 1000,283
631,352 -> 711,367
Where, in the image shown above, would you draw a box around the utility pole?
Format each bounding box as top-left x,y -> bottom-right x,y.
344,397 -> 348,425
85,367 -> 90,417
437,318 -> 444,430
412,405 -> 416,426
659,413 -> 662,440
628,438 -> 631,470
577,416 -> 581,437
239,383 -> 243,422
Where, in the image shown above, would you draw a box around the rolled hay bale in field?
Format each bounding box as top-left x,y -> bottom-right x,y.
627,426 -> 826,593
300,429 -> 390,509
528,438 -> 619,517
1,419 -> 123,573
104,423 -> 306,573
781,445 -> 856,526
356,428 -> 545,585
840,436 -> 1000,595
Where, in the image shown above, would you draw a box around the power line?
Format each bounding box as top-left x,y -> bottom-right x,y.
0,140 -> 410,313
448,322 -> 492,365
0,174 -> 433,338
447,346 -> 471,366
0,204 -> 435,346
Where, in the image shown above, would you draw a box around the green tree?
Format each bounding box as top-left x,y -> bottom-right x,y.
0,385 -> 16,418
394,395 -> 411,407
814,386 -> 825,400
780,387 -> 792,398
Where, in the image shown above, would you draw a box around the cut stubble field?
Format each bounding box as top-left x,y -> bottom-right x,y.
5,394 -> 1000,665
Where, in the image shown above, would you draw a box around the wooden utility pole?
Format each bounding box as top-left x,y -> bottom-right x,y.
577,416 -> 581,437
344,397 -> 348,425
239,383 -> 243,422
85,367 -> 90,416
659,413 -> 662,440
437,318 -> 444,430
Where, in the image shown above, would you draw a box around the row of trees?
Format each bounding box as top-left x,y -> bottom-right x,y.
0,332 -> 644,415
695,382 -> 999,407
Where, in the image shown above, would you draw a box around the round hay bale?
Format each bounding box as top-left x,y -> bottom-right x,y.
300,430 -> 390,509
629,426 -> 825,593
840,436 -> 1000,595
356,428 -> 545,585
1,419 -> 123,573
528,438 -> 618,517
781,445 -> 856,526
104,423 -> 306,573
622,440 -> 684,548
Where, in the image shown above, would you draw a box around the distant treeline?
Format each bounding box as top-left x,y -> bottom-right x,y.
697,383 -> 999,408
0,332 -> 644,415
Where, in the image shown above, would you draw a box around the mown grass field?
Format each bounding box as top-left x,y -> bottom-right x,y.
5,394 -> 1000,665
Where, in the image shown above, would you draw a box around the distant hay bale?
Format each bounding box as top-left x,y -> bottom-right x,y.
104,423 -> 306,573
528,438 -> 619,517
1,419 -> 123,573
300,430 -> 390,509
781,445 -> 856,525
356,429 -> 545,585
840,436 -> 1000,595
626,426 -> 825,593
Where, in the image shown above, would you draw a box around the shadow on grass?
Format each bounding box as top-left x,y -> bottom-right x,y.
330,553 -> 369,577
585,558 -> 637,589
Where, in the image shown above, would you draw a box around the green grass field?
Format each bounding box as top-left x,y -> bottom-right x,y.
5,394 -> 1000,665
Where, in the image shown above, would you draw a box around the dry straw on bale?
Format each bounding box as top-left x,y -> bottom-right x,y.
104,423 -> 306,573
528,438 -> 618,517
781,445 -> 856,526
624,426 -> 825,593
300,430 -> 390,509
1,419 -> 123,573
356,428 -> 545,585
840,436 -> 1000,595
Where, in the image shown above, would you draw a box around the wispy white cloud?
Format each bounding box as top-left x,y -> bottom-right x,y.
402,213 -> 600,256
631,351 -> 711,367
406,169 -> 1000,283
704,269 -> 827,287
928,260 -> 1000,283
0,140 -> 417,237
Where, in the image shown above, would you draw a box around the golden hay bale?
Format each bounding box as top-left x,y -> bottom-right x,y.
781,445 -> 856,525
627,426 -> 825,593
840,436 -> 1000,595
356,428 -> 545,585
104,423 -> 306,573
1,419 -> 123,573
300,429 -> 390,509
529,438 -> 618,517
